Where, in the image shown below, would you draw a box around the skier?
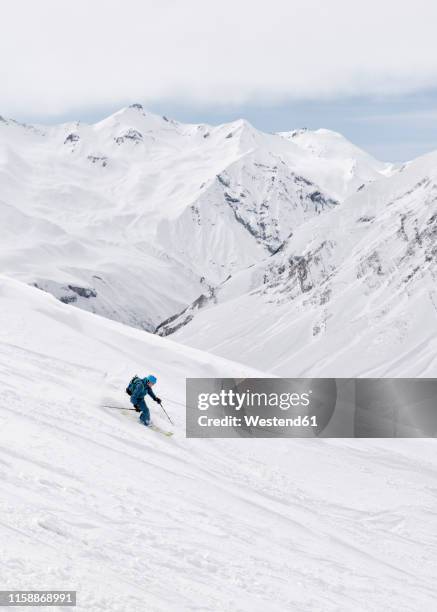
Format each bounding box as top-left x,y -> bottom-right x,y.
129,375 -> 162,426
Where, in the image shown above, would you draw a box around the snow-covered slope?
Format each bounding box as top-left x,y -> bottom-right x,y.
160,149 -> 437,376
0,107 -> 388,331
1,276 -> 436,611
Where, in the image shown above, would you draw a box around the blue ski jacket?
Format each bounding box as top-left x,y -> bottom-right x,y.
130,378 -> 159,406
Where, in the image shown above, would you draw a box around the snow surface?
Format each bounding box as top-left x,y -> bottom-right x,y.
1,277 -> 436,611
1,107 -> 437,610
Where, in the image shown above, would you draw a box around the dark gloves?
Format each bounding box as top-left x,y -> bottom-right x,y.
155,397 -> 162,405
134,405 -> 141,412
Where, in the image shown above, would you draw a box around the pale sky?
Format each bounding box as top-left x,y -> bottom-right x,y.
2,0 -> 437,160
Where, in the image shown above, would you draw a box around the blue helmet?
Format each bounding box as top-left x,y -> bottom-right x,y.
147,375 -> 157,384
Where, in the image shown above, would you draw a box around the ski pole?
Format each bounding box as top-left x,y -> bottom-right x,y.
160,402 -> 174,425
104,405 -> 136,411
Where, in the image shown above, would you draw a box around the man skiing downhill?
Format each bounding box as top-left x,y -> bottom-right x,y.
130,375 -> 162,426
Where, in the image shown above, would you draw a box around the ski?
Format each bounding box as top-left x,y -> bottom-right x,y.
149,424 -> 174,437
103,405 -> 173,436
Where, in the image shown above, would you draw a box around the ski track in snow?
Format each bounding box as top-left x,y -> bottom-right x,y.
0,278 -> 436,611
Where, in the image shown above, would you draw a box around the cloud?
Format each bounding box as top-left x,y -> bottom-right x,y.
2,0 -> 437,118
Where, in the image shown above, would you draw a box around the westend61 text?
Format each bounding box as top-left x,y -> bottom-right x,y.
198,415 -> 318,427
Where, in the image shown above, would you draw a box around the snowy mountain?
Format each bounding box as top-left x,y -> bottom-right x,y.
0,105 -> 388,334
1,105 -> 435,377
159,148 -> 437,376
1,275 -> 436,611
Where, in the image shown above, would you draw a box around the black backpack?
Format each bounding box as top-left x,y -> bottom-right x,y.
126,375 -> 141,396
